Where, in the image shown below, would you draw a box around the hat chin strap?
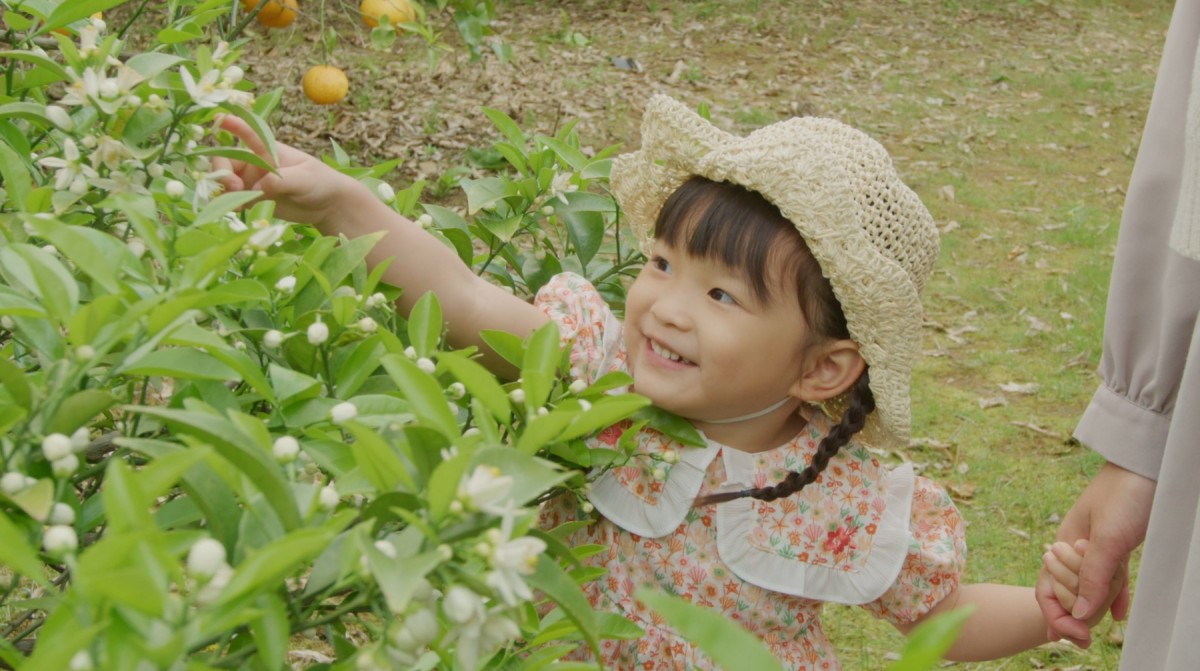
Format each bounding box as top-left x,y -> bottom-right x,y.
703,397 -> 794,425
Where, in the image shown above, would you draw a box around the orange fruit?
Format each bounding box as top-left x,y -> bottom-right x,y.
359,0 -> 414,28
302,65 -> 349,105
246,0 -> 298,29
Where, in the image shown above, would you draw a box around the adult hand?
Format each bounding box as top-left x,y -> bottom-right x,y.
1036,462 -> 1155,647
211,114 -> 359,228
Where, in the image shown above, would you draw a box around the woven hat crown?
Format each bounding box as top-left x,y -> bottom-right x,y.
611,95 -> 939,441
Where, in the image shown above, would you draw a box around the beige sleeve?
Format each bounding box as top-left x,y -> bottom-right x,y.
1074,0 -> 1200,480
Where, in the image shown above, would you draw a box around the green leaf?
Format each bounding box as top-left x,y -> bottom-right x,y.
215,522 -> 348,607
558,395 -> 651,441
293,232 -> 385,314
379,354 -> 459,439
344,423 -> 416,493
522,321 -> 563,410
268,363 -> 322,404
635,405 -> 707,447
425,450 -> 469,521
473,447 -> 571,505
47,389 -> 117,435
9,478 -> 54,522
537,136 -> 589,172
480,329 -> 526,369
887,606 -> 974,671
0,511 -> 50,585
438,351 -> 510,422
407,291 -> 443,356
249,592 -> 289,671
334,337 -> 385,399
102,458 -> 154,532
481,106 -> 526,146
0,244 -> 78,323
192,190 -> 262,228
26,217 -> 127,293
364,544 -> 442,614
0,356 -> 33,410
637,588 -> 786,671
118,348 -> 239,381
125,51 -> 187,79
43,0 -> 128,33
461,176 -> 513,214
528,556 -> 600,658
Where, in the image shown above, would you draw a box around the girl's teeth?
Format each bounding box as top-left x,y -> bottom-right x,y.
651,340 -> 686,363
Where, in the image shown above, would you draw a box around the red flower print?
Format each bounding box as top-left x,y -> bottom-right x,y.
701,515 -> 713,527
596,422 -> 627,446
865,523 -> 877,535
724,580 -> 739,594
823,526 -> 855,555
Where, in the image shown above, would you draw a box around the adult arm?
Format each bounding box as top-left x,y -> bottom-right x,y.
1036,0 -> 1200,645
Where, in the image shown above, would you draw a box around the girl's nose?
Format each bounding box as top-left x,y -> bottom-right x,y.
650,289 -> 692,329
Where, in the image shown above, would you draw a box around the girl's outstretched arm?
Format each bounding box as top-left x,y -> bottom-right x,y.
213,115 -> 548,376
895,584 -> 1050,660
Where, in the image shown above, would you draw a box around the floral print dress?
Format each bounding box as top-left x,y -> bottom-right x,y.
535,274 -> 967,671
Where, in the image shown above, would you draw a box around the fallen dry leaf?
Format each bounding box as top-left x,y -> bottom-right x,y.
1011,421 -> 1065,439
1000,381 -> 1040,394
978,395 -> 1008,409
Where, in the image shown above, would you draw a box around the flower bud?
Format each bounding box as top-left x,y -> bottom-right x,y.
68,650 -> 94,671
509,389 -> 525,404
411,577 -> 433,601
75,345 -> 95,361
48,502 -> 76,526
447,382 -> 466,399
416,214 -> 433,228
366,292 -> 387,309
165,179 -> 185,199
274,275 -> 296,293
187,538 -> 227,579
98,79 -> 119,99
373,540 -> 397,559
376,182 -> 395,203
404,608 -> 439,645
52,453 -> 80,477
416,357 -> 436,374
222,65 -> 244,85
442,585 -> 483,625
45,105 -> 74,131
71,427 -> 90,449
568,379 -> 587,394
541,205 -> 554,216
358,317 -> 377,334
148,163 -> 165,179
272,436 -> 299,463
662,450 -> 678,464
43,525 -> 78,556
330,402 -> 357,424
42,433 -> 73,461
581,501 -> 594,514
652,467 -> 667,481
0,472 -> 26,495
306,321 -> 329,345
318,484 -> 339,510
263,329 -> 284,348
404,346 -> 417,360
126,238 -> 146,258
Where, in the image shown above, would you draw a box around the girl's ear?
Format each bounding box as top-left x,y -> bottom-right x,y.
790,340 -> 866,402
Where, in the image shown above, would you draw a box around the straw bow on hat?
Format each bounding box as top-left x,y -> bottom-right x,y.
611,95 -> 939,442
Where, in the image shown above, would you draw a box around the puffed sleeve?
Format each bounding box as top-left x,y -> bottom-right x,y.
859,476 -> 967,626
1073,0 -> 1200,480
533,272 -> 626,385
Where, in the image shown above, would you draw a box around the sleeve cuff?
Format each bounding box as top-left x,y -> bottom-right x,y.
1073,383 -> 1170,480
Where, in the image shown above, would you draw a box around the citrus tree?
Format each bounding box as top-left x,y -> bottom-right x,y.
0,1 -> 973,669
0,1 -> 651,669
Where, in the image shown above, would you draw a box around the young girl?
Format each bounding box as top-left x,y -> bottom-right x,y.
214,95 -> 1107,668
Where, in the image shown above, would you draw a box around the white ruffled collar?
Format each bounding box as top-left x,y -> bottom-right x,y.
586,415 -> 915,604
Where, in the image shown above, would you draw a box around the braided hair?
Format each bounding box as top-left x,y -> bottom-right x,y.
696,372 -> 876,506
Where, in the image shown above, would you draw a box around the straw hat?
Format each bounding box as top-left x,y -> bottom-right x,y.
611,95 -> 939,442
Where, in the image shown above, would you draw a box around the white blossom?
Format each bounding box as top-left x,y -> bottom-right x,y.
307,321 -> 329,345
41,433 -> 73,461
37,137 -> 97,192
402,607 -> 439,646
263,329 -> 284,349
180,68 -> 231,109
274,275 -> 296,293
457,466 -> 514,515
43,525 -> 78,556
365,292 -> 387,309
247,222 -> 287,250
272,436 -> 299,463
187,538 -> 227,579
548,172 -> 578,204
330,402 -> 357,424
190,168 -> 231,208
90,135 -> 132,171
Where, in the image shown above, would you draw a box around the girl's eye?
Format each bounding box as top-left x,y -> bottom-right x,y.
708,288 -> 737,305
652,256 -> 672,273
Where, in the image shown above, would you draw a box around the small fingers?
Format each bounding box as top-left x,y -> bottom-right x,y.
1052,578 -> 1078,614
216,114 -> 273,164
1052,541 -> 1085,572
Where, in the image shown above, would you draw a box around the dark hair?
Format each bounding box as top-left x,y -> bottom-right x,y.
655,177 -> 875,506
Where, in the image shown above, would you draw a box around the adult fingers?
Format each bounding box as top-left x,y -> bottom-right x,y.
1072,534 -> 1127,621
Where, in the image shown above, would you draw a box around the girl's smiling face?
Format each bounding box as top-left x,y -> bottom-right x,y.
623,239 -> 813,426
